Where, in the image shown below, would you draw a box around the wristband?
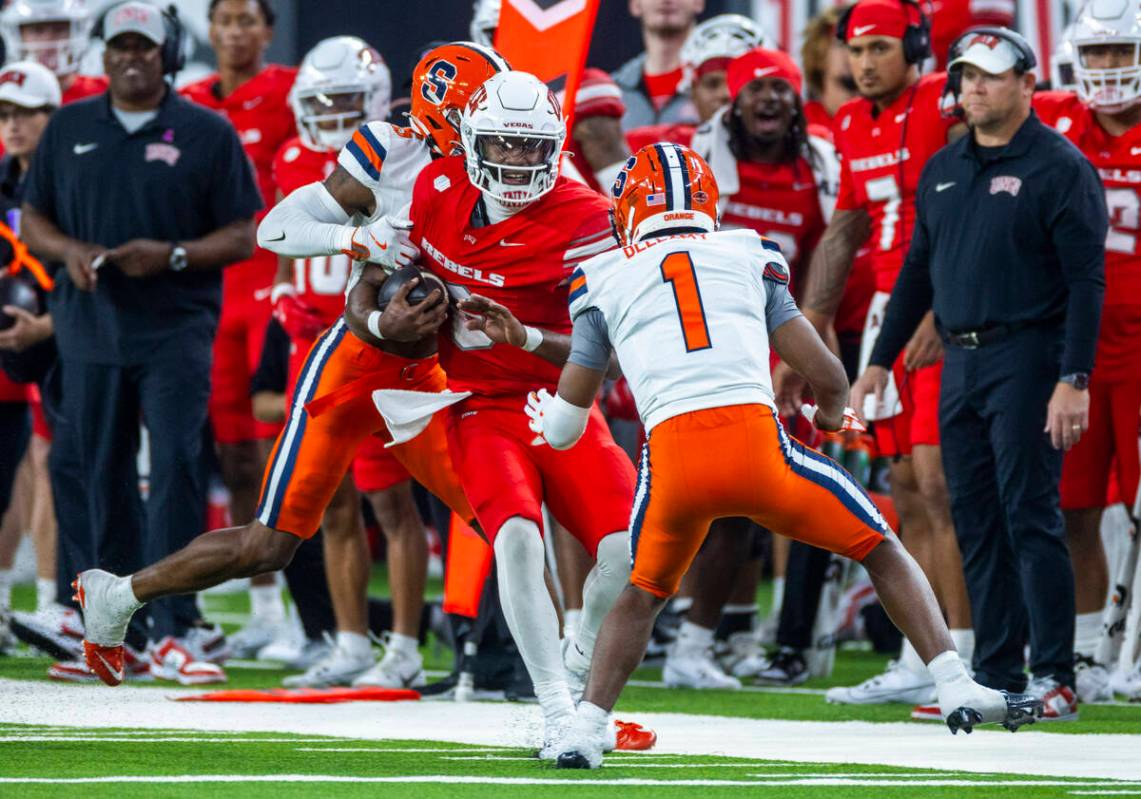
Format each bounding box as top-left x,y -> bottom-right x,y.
522,325 -> 543,352
270,282 -> 296,305
542,392 -> 592,450
367,310 -> 385,340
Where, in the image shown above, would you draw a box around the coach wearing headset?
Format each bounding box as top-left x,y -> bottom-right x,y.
19,1 -> 261,659
853,28 -> 1106,712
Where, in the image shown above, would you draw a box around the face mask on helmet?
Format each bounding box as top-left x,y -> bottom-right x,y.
0,0 -> 91,79
297,90 -> 368,151
1075,41 -> 1141,111
290,36 -> 391,152
470,132 -> 560,204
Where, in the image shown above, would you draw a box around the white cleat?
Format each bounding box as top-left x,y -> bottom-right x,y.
73,571 -> 135,647
555,716 -> 607,769
1075,659 -> 1113,704
181,624 -> 230,665
721,631 -> 769,678
283,641 -> 374,688
538,713 -> 574,761
1110,663 -> 1141,700
664,648 -> 742,690
149,637 -> 226,686
228,617 -> 290,660
562,636 -> 590,703
352,636 -> 426,689
940,678 -> 1043,733
825,660 -> 937,705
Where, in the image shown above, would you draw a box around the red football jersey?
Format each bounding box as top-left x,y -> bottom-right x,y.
1034,91 -> 1141,378
625,122 -> 696,153
271,137 -> 347,326
930,0 -> 1015,71
803,100 -> 834,133
182,65 -> 298,302
62,74 -> 108,103
835,73 -> 957,292
410,157 -> 615,398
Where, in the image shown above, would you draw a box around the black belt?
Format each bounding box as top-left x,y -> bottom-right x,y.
940,318 -> 1057,350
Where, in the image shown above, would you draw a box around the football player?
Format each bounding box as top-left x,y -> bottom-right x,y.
68,42 -> 505,689
1033,0 -> 1141,706
786,0 -> 975,709
0,0 -> 107,103
266,35 -> 433,689
351,71 -> 636,757
528,143 -> 1041,769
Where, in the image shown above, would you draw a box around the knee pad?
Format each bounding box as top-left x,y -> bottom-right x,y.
493,516 -> 546,571
595,531 -> 631,579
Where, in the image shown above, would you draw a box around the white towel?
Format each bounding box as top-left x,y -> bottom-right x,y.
372,389 -> 472,447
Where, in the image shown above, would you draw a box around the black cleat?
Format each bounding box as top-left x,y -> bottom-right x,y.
945,691 -> 1044,735
556,751 -> 593,769
946,707 -> 983,735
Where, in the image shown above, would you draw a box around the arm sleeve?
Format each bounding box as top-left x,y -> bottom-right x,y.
764,277 -> 804,334
257,182 -> 352,257
1050,159 -> 1107,375
869,173 -> 935,368
209,123 -> 264,228
567,308 -> 613,372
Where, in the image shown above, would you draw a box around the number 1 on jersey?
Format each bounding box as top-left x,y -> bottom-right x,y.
660,252 -> 711,352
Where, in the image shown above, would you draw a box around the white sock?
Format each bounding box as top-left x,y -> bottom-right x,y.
927,649 -> 970,686
249,584 -> 286,623
898,637 -> 928,674
118,575 -> 144,611
575,532 -> 630,662
335,630 -> 371,658
0,569 -> 11,610
576,700 -> 609,731
35,578 -> 56,612
494,517 -> 573,719
675,620 -> 715,654
1074,612 -> 1101,659
563,608 -> 581,639
388,632 -> 419,657
928,649 -> 1004,720
950,628 -> 975,667
771,576 -> 786,617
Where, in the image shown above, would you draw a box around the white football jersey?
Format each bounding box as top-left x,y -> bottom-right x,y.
337,121 -> 434,292
570,228 -> 799,432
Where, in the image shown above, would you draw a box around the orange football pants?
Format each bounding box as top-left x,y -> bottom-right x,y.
255,319 -> 473,538
630,404 -> 890,598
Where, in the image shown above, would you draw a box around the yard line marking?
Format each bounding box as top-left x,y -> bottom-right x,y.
0,736 -> 372,743
0,776 -> 1135,787
1071,793 -> 1141,796
296,747 -> 514,753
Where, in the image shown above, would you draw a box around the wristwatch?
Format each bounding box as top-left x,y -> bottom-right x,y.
169,244 -> 188,272
1060,372 -> 1090,391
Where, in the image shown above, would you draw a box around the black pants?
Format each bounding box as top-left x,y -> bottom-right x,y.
55,356 -> 211,642
0,401 -> 30,518
940,327 -> 1074,691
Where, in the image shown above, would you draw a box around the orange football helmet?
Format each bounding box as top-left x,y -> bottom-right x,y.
610,143 -> 720,246
408,41 -> 511,157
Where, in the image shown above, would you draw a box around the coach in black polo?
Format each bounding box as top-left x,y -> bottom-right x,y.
851,28 -> 1106,710
21,1 -> 261,653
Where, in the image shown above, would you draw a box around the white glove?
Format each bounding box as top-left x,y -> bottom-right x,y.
340,215 -> 419,271
800,403 -> 867,433
525,388 -> 552,436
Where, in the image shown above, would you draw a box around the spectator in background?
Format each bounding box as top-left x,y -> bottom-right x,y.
180,0 -> 297,651
800,3 -> 858,128
0,0 -> 108,103
928,0 -> 1015,70
612,0 -> 703,129
20,1 -> 261,683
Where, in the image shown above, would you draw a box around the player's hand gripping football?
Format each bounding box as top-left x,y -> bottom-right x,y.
271,283 -> 326,342
525,388 -> 553,438
341,215 -> 419,271
457,293 -> 527,347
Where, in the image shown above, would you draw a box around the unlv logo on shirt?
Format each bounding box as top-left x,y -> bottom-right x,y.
989,176 -> 1022,197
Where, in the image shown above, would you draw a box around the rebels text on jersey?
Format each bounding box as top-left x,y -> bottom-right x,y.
835,73 -> 957,292
1035,91 -> 1141,378
272,137 -> 349,325
409,156 -> 616,398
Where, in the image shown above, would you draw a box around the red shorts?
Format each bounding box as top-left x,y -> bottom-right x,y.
256,320 -> 472,538
28,385 -> 51,441
872,357 -> 942,458
445,397 -> 636,557
630,405 -> 889,598
287,337 -> 410,496
210,294 -> 281,444
1060,375 -> 1141,510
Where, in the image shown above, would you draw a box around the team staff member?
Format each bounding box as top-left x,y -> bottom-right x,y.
854,29 -> 1106,718
20,2 -> 261,679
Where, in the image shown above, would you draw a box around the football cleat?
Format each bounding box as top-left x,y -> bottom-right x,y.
720,631 -> 770,678
50,643 -> 152,683
1026,676 -> 1079,721
149,637 -> 227,686
181,624 -> 230,665
945,691 -> 1043,734
554,715 -> 607,769
664,648 -> 742,690
613,720 -> 657,751
283,639 -> 373,688
754,647 -> 810,686
352,635 -> 426,689
825,660 -> 936,705
228,616 -> 290,660
537,712 -> 574,761
9,604 -> 84,661
1074,656 -> 1113,704
82,640 -> 126,686
910,703 -> 942,722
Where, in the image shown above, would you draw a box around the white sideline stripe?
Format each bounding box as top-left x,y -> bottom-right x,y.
0,776 -> 1135,787
0,736 -> 375,743
295,747 -> 512,753
1071,792 -> 1141,796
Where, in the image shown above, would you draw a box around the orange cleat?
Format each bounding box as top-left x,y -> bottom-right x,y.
82,640 -> 126,686
614,720 -> 657,751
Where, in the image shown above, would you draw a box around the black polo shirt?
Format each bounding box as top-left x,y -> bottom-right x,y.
871,111 -> 1107,376
24,88 -> 262,365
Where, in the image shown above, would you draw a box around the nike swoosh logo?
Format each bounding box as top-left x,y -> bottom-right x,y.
499,240 -> 525,247
96,650 -> 123,683
530,435 -> 546,446
1132,147 -> 1141,156
935,182 -> 956,192
369,232 -> 388,251
752,66 -> 780,78
73,143 -> 98,155
264,232 -> 286,242
853,24 -> 877,36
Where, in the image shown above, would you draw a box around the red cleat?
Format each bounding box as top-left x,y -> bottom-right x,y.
82,640 -> 126,686
614,720 -> 657,751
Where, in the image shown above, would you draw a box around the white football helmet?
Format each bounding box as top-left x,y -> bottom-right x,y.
0,0 -> 92,79
460,71 -> 566,207
680,14 -> 765,74
1051,24 -> 1077,91
1071,0 -> 1141,111
470,0 -> 500,47
290,36 -> 391,152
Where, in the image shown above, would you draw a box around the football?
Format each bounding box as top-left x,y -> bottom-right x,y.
0,273 -> 40,331
376,264 -> 447,311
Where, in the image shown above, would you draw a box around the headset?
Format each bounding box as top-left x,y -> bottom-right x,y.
836,0 -> 932,65
93,2 -> 186,76
944,26 -> 1037,102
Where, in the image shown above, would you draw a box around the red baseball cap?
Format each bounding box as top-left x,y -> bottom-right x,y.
574,68 -> 626,119
842,0 -> 916,42
727,48 -> 803,99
